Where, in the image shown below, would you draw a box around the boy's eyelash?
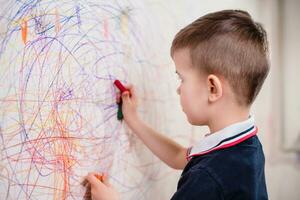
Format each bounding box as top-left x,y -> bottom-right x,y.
177,76 -> 183,82
175,72 -> 183,82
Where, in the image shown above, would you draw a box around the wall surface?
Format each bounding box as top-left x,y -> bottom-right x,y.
0,0 -> 299,199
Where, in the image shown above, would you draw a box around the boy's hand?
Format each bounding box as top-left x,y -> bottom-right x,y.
84,172 -> 119,200
116,84 -> 139,123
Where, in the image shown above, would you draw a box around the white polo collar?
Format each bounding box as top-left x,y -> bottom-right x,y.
186,116 -> 257,160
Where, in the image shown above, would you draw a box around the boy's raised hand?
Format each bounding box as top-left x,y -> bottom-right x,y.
116,84 -> 139,123
84,172 -> 119,200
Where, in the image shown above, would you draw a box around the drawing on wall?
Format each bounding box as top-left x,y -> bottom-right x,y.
0,1 -> 184,199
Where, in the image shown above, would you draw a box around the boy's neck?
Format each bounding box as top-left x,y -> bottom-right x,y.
207,107 -> 250,134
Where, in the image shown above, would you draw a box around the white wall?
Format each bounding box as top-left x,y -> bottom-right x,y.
258,0 -> 300,199
0,0 -> 299,199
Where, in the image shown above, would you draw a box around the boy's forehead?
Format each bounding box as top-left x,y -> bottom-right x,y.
173,48 -> 191,61
173,48 -> 193,71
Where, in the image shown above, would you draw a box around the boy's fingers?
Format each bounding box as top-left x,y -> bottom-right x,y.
121,92 -> 130,102
86,173 -> 104,188
81,179 -> 88,186
128,86 -> 136,99
102,173 -> 111,187
124,84 -> 135,97
82,172 -> 99,186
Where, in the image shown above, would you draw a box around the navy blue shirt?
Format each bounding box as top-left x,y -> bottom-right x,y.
171,117 -> 268,200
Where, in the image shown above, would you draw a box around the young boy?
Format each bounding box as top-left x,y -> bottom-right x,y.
85,10 -> 269,200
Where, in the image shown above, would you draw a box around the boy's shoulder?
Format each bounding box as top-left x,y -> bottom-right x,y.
171,136 -> 268,200
188,135 -> 264,174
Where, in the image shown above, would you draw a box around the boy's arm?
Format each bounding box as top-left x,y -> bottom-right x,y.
120,86 -> 188,170
126,115 -> 188,170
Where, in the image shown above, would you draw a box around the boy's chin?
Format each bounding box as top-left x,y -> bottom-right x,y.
186,116 -> 205,126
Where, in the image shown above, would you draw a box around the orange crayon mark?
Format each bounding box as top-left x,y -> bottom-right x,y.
95,174 -> 104,182
21,19 -> 28,44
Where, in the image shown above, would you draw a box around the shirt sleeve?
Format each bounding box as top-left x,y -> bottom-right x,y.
171,169 -> 224,200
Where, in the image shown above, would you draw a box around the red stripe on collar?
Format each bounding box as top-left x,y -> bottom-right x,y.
186,127 -> 258,161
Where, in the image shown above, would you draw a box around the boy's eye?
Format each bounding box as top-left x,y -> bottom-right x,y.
178,76 -> 183,82
176,74 -> 183,82
175,71 -> 184,83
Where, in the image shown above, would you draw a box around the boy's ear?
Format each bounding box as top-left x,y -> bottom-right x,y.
207,74 -> 223,102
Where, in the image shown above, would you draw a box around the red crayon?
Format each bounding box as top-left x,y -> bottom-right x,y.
114,80 -> 129,94
113,80 -> 130,120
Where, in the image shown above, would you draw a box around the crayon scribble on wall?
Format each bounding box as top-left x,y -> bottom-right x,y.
0,1 -> 181,199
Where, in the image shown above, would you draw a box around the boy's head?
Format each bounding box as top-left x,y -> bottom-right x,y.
171,10 -> 269,125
